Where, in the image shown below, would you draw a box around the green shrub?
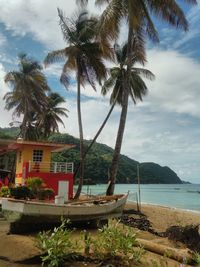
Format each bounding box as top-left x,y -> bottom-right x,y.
44,188 -> 54,199
84,220 -> 143,265
10,186 -> 32,199
37,219 -> 142,267
27,177 -> 44,191
0,186 -> 10,197
193,252 -> 200,266
94,221 -> 138,257
27,177 -> 46,198
37,220 -> 77,267
37,188 -> 55,200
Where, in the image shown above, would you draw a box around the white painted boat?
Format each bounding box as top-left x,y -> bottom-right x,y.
1,194 -> 128,233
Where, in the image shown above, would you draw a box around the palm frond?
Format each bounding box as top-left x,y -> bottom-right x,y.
147,0 -> 192,31
133,68 -> 155,81
129,73 -> 148,103
99,0 -> 124,40
137,0 -> 159,42
44,49 -> 66,66
102,76 -> 116,95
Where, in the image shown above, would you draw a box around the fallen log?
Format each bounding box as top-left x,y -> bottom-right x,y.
136,238 -> 194,264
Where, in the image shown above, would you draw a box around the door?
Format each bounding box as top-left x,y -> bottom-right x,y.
58,180 -> 69,201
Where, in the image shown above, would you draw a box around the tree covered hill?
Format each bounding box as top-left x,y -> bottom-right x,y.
0,128 -> 182,184
49,133 -> 182,184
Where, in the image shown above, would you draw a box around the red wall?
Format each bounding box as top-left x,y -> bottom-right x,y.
28,171 -> 74,199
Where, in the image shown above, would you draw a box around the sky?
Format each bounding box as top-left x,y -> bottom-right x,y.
0,0 -> 200,183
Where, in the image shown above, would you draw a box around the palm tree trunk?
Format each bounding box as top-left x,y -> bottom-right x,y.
74,66 -> 84,199
73,95 -> 118,179
106,24 -> 133,196
21,101 -> 28,140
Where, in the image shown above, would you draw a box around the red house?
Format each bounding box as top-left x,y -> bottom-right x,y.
0,138 -> 75,200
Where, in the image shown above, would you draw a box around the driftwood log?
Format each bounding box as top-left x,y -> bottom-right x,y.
135,238 -> 194,264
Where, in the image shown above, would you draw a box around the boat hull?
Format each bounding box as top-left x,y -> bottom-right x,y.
2,194 -> 128,233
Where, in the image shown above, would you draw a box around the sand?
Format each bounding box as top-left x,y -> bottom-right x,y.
0,203 -> 199,266
126,202 -> 200,232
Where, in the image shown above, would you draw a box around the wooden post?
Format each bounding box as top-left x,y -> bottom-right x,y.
137,164 -> 141,211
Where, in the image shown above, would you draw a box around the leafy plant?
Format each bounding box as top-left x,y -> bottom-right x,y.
26,177 -> 46,199
0,186 -> 10,197
27,177 -> 44,191
91,220 -> 143,264
82,230 -> 92,255
10,186 -> 32,199
37,188 -> 55,200
37,220 -> 77,267
95,221 -> 135,255
193,252 -> 200,266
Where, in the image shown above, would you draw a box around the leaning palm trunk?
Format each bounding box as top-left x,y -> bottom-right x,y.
74,67 -> 85,199
106,88 -> 129,195
73,93 -> 119,179
106,25 -> 133,196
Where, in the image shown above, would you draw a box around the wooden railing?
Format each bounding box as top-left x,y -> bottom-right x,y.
28,161 -> 74,173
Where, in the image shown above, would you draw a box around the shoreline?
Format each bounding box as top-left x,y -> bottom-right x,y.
125,202 -> 200,233
127,200 -> 200,214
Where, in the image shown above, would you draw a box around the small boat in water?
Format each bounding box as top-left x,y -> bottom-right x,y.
2,194 -> 128,233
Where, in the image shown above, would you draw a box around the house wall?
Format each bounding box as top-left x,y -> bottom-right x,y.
14,144 -> 74,199
15,161 -> 74,199
16,145 -> 52,177
28,171 -> 74,199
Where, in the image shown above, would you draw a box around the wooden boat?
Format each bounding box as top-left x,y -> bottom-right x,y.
1,194 -> 128,233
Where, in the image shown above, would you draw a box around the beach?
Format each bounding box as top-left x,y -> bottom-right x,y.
126,202 -> 200,232
0,203 -> 200,266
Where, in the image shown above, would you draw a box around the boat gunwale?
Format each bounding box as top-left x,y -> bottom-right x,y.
1,194 -> 128,208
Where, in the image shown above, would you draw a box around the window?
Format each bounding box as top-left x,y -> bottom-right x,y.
33,150 -> 43,162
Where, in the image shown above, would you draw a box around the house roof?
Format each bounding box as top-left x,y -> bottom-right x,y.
0,138 -> 75,154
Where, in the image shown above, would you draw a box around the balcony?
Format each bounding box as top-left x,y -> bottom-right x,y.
28,161 -> 74,174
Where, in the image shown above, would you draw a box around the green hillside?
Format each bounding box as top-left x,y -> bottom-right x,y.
0,128 -> 182,184
49,133 -> 182,184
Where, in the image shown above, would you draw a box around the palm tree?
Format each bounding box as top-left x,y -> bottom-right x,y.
37,92 -> 68,139
102,41 -> 155,195
4,53 -> 49,140
78,0 -> 197,195
44,9 -> 108,199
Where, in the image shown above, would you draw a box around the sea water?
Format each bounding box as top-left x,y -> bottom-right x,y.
81,184 -> 200,212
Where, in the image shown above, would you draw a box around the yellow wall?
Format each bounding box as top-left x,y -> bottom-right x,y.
15,145 -> 52,175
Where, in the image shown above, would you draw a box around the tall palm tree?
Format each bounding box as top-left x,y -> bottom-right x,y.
37,92 -> 68,139
4,53 -> 49,140
78,0 -> 197,195
102,41 -> 155,195
44,9 -> 108,199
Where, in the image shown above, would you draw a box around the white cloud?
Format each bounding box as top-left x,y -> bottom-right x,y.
145,49 -> 200,118
0,64 -> 13,127
0,0 -> 100,50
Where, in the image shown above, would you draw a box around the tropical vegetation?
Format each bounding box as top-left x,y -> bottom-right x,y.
37,219 -> 141,267
44,9 -> 108,198
83,0 -> 197,196
4,54 -> 49,140
102,41 -> 155,194
36,92 -> 68,139
2,0 -> 197,197
0,128 -> 183,185
4,54 -> 68,141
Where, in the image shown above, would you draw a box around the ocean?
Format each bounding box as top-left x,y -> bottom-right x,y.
81,184 -> 200,212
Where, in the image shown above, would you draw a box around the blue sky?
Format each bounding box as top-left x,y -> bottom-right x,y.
0,0 -> 200,183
